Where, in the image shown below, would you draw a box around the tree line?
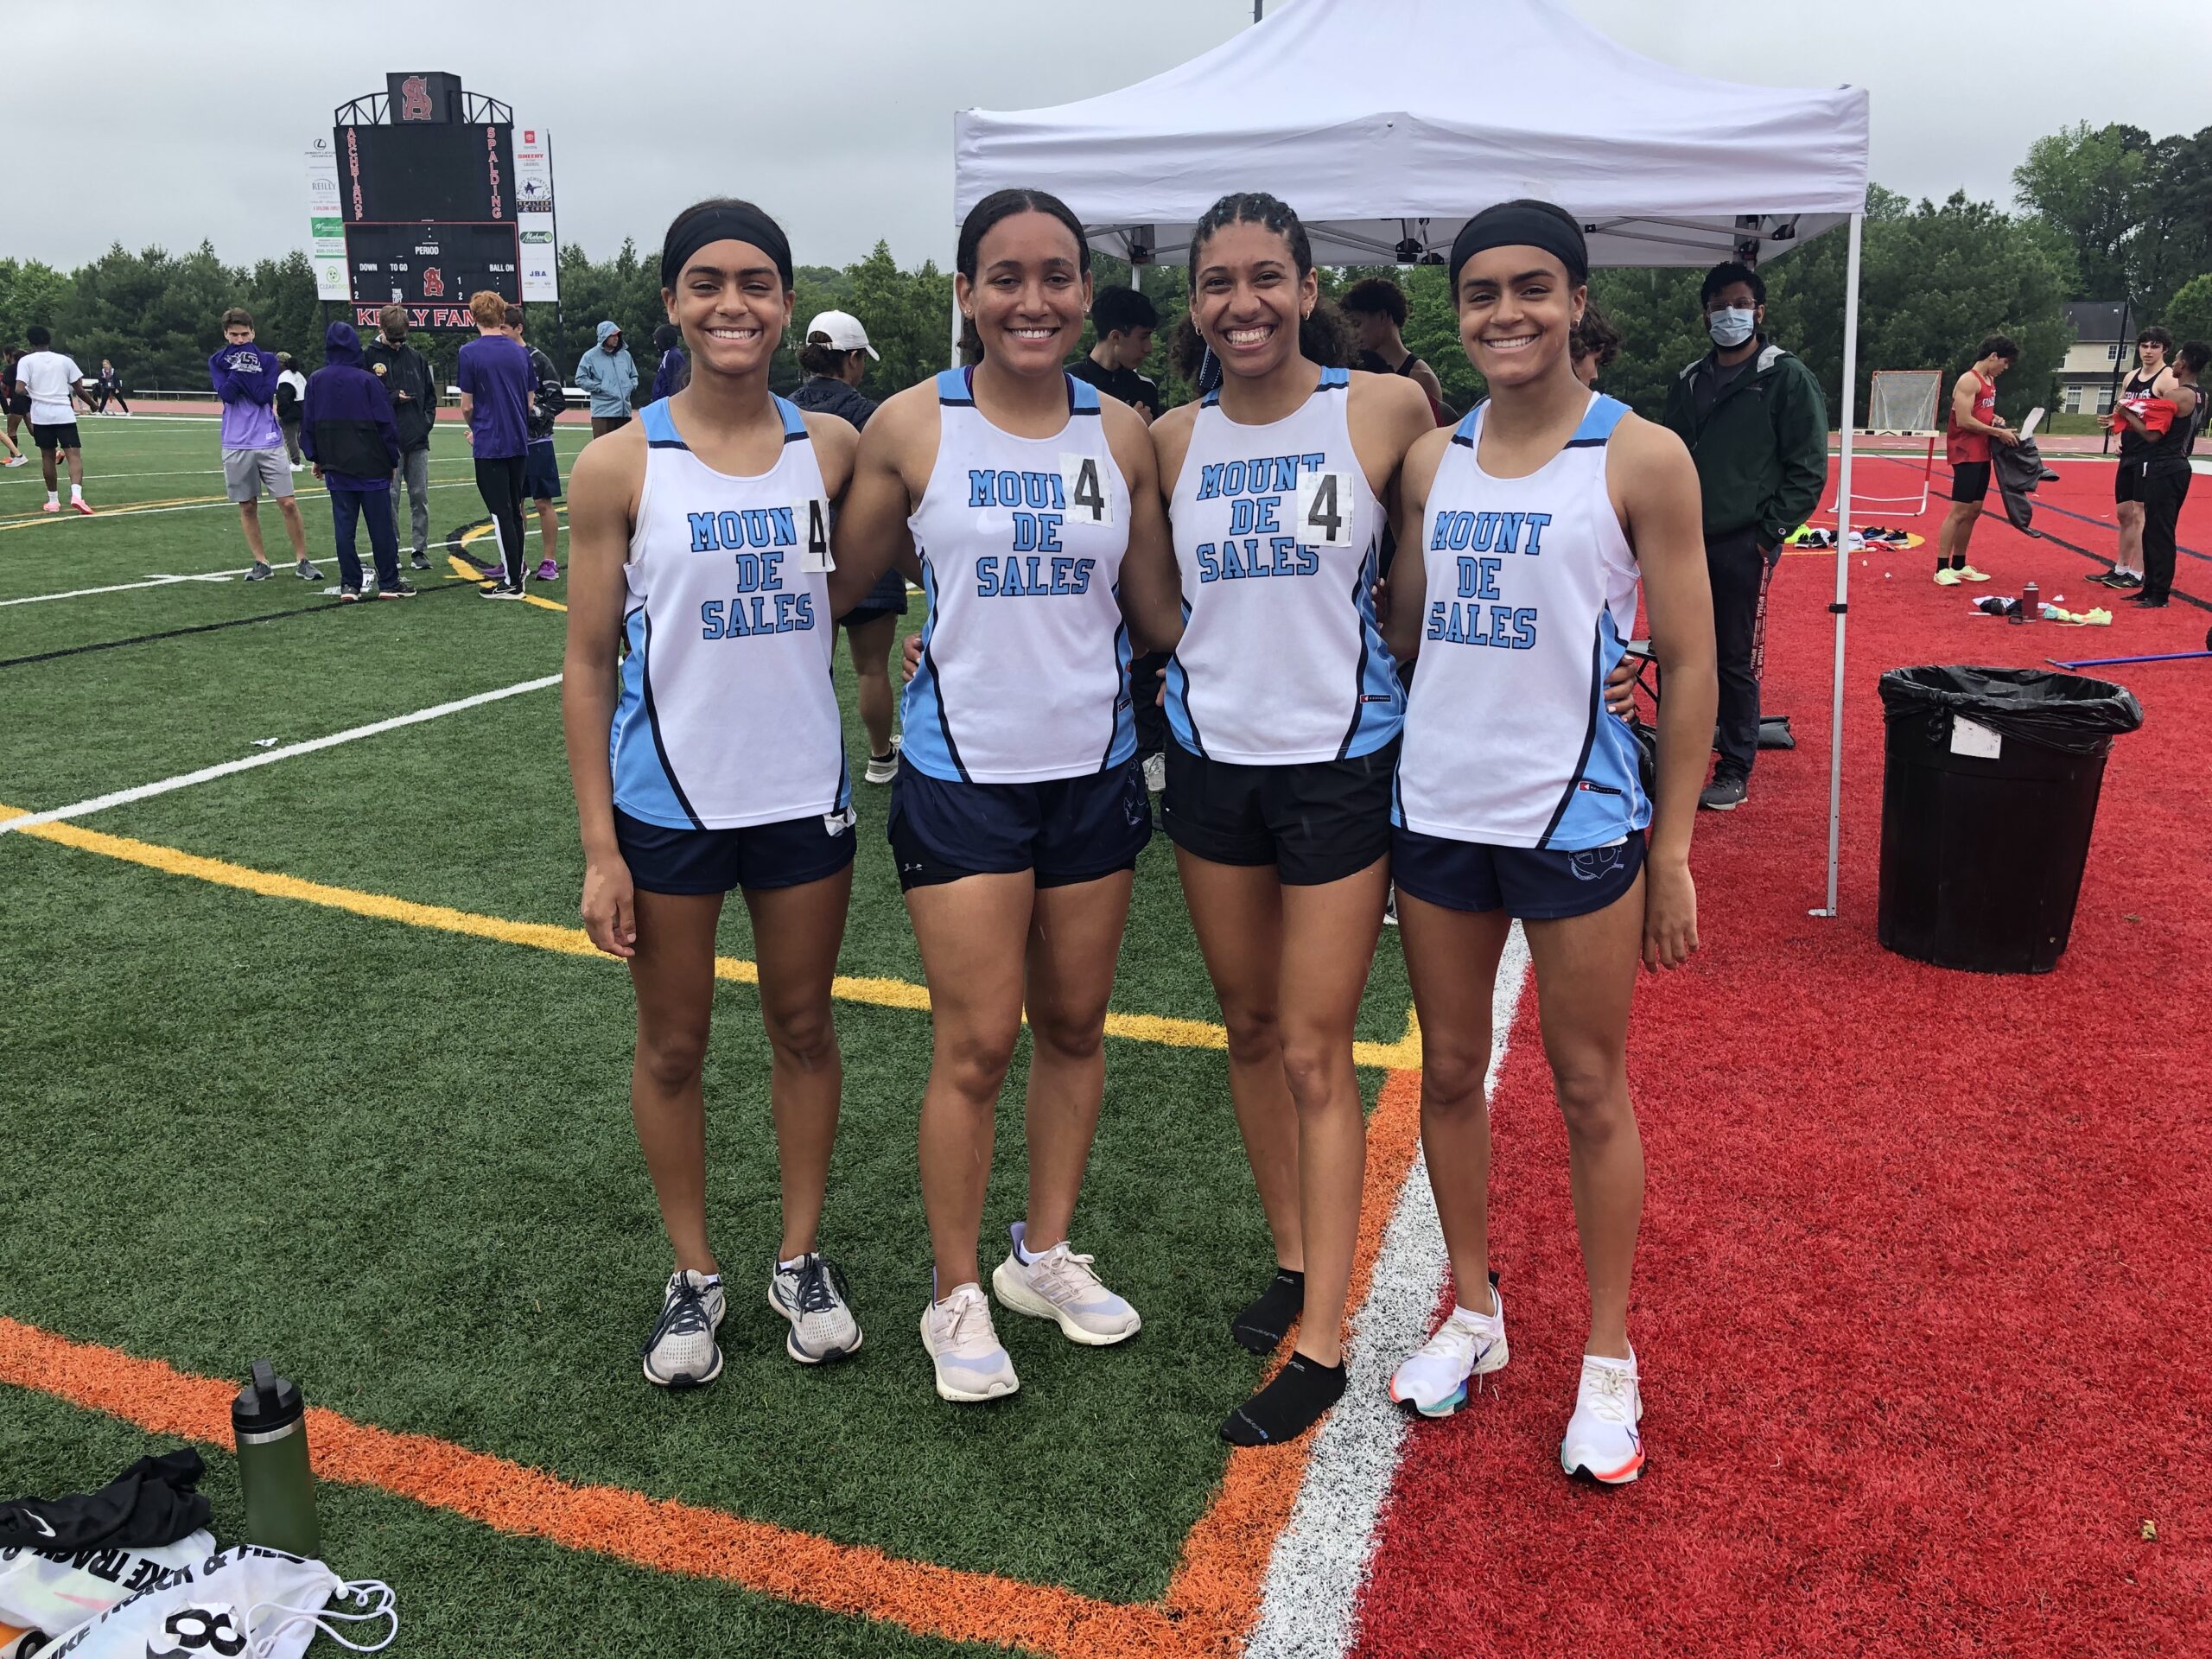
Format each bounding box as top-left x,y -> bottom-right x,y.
3,119 -> 2204,431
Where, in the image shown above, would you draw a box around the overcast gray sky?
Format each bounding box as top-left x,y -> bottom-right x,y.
11,0 -> 2210,273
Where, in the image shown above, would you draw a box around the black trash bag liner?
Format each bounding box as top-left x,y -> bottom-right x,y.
1878,664 -> 2142,755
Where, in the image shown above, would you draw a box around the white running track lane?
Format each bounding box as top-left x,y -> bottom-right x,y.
1243,924 -> 1532,1659
0,674 -> 563,835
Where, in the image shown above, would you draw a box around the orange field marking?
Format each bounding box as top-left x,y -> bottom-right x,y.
0,1065 -> 1428,1656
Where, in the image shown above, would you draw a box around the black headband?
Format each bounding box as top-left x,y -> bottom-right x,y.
1448,202 -> 1589,290
661,203 -> 793,290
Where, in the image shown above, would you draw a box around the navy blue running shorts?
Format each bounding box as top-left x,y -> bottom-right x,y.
615,805 -> 856,896
522,438 -> 563,503
1391,825 -> 1645,921
888,759 -> 1151,891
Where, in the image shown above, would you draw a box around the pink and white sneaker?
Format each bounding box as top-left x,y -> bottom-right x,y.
1560,1352 -> 1644,1484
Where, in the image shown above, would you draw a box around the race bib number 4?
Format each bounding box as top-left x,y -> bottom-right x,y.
796,497 -> 834,572
1060,454 -> 1112,526
1295,470 -> 1357,547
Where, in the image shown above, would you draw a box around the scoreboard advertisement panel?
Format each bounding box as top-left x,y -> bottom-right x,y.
346,223 -> 519,331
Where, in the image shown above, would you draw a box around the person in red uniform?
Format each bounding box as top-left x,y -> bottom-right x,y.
1934,336 -> 2019,586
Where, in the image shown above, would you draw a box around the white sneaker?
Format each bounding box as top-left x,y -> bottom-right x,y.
769,1252 -> 862,1363
990,1221 -> 1141,1345
1141,751 -> 1166,794
641,1268 -> 725,1389
1389,1284 -> 1508,1418
3,454 -> 25,467
864,736 -> 901,785
920,1281 -> 1019,1402
1560,1352 -> 1645,1484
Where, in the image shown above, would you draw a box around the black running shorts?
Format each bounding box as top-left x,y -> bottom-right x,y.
1160,738 -> 1395,887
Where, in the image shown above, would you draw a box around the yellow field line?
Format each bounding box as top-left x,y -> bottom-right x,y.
0,804 -> 1421,1066
448,548 -> 568,613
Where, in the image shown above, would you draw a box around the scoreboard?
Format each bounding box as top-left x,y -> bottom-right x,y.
346,223 -> 518,321
321,79 -> 552,330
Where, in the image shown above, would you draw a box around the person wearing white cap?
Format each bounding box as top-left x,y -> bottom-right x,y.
793,310 -> 905,784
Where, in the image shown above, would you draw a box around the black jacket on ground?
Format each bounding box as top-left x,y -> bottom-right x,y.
361,336 -> 435,451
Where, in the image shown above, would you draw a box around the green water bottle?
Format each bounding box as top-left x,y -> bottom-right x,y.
232,1360 -> 320,1559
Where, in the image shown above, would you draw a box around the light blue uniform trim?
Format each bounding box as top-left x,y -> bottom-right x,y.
1541,619 -> 1649,848
1566,394 -> 1631,446
1164,600 -> 1199,754
1340,539 -> 1405,758
898,556 -> 961,781
609,606 -> 702,828
1104,588 -> 1135,769
640,398 -> 686,448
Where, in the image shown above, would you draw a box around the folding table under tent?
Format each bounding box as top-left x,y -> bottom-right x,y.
955,0 -> 1873,915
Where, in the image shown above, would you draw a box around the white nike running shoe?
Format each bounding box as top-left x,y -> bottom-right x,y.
864,736 -> 901,785
990,1222 -> 1141,1345
769,1252 -> 862,1364
1389,1283 -> 1509,1418
1560,1352 -> 1645,1484
641,1268 -> 725,1389
920,1281 -> 1019,1402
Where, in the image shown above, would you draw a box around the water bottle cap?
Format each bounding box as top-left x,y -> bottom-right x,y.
232,1358 -> 304,1434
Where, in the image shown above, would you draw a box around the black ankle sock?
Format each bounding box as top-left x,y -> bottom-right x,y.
1936,556 -> 1948,575
1220,1352 -> 1347,1446
1951,553 -> 1967,571
1230,1268 -> 1304,1353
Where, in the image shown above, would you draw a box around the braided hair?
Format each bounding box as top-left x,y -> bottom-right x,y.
1175,191 -> 1351,391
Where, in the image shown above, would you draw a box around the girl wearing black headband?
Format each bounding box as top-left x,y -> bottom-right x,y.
833,188 -> 1184,1404
565,196 -> 880,1389
1150,191 -> 1439,1449
1378,198 -> 1716,1484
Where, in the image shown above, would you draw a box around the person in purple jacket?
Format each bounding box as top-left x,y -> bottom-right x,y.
302,322 -> 410,602
211,308 -> 320,582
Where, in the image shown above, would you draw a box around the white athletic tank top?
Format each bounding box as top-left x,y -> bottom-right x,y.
901,369 -> 1135,784
1394,393 -> 1650,850
1166,365 -> 1402,763
609,397 -> 851,830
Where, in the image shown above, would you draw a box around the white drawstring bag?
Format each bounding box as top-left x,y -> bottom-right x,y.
0,1529 -> 217,1643
36,1545 -> 393,1659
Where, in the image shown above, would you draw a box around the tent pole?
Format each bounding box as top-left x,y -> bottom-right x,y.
1815,211 -> 1864,920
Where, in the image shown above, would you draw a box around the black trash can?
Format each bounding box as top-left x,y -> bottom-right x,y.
1877,665 -> 2142,974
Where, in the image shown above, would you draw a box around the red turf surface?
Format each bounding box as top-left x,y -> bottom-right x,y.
1351,454 -> 2211,1657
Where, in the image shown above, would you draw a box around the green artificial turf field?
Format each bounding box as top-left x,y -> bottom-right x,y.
0,413 -> 1413,1655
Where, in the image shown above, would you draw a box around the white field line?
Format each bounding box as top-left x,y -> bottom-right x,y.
0,477 -> 488,531
0,572 -> 238,607
0,448 -> 571,487
0,674 -> 562,835
1244,923 -> 1533,1659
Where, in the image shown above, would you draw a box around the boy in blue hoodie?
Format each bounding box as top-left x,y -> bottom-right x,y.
302,322 -> 409,601
574,319 -> 637,436
210,307 -> 320,582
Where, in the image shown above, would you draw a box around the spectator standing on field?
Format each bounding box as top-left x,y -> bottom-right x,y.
301,321 -> 407,601
95,359 -> 129,415
274,353 -> 308,467
505,302 -> 567,582
648,322 -> 689,401
1660,260 -> 1828,814
19,327 -> 98,512
0,348 -> 26,465
575,320 -> 637,437
1341,276 -> 1448,421
792,308 -> 904,782
1934,335 -> 2020,588
208,308 -> 315,574
2111,336 -> 2206,610
1570,302 -> 1622,391
363,303 -> 437,572
458,290 -> 535,597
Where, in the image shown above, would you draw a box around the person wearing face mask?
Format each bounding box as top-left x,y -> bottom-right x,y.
1659,261 -> 1827,813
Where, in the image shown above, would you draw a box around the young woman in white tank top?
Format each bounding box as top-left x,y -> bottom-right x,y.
1149,193 -> 1438,1448
835,189 -> 1182,1404
565,199 -> 887,1393
1380,200 -> 1715,1485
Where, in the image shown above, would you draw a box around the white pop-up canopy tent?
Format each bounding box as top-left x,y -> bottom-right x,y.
956,0 -> 1874,915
